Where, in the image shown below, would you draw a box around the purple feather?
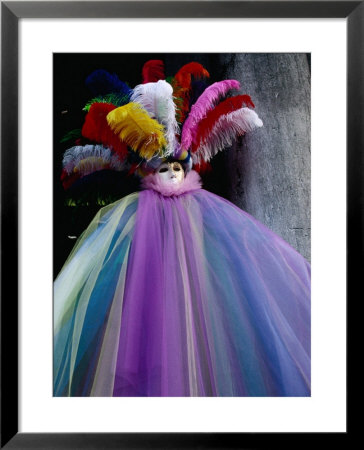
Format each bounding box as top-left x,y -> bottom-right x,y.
181,79 -> 241,151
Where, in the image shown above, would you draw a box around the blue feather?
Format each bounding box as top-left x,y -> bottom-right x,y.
85,69 -> 132,97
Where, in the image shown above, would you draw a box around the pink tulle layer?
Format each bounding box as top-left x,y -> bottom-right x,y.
141,170 -> 202,196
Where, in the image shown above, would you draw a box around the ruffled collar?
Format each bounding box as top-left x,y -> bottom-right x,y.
141,170 -> 202,197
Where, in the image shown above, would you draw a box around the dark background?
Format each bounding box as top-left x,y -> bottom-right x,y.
54,53 -> 311,276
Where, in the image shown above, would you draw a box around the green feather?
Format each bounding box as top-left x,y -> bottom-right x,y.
60,129 -> 82,143
83,93 -> 130,112
165,76 -> 174,86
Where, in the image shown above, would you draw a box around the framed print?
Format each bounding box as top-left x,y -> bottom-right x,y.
53,51 -> 311,400
1,1 -> 359,448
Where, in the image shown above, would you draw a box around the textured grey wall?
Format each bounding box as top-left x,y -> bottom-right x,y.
220,53 -> 311,261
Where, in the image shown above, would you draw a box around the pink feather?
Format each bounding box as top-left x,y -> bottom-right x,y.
181,80 -> 241,150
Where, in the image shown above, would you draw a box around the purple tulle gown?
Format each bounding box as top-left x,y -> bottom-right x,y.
54,171 -> 310,397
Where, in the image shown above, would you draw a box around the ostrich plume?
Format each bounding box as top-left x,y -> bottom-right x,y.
193,108 -> 263,163
142,60 -> 165,83
131,80 -> 179,155
107,103 -> 167,160
181,79 -> 241,150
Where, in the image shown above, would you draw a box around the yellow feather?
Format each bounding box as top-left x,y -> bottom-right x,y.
106,103 -> 167,160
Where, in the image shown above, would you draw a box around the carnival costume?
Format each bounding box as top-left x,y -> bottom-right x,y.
54,60 -> 310,396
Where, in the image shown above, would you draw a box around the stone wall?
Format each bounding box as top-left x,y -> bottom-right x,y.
218,53 -> 311,261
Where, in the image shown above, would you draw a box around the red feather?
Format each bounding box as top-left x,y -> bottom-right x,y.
127,163 -> 139,176
173,62 -> 210,124
81,103 -> 128,157
193,160 -> 212,174
142,60 -> 165,83
191,95 -> 254,152
60,168 -> 80,190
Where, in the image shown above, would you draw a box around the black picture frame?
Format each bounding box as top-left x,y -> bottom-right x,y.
1,1 -> 359,448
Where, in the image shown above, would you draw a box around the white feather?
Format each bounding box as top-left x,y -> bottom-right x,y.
192,108 -> 263,163
62,144 -> 127,174
130,80 -> 179,156
110,153 -> 128,171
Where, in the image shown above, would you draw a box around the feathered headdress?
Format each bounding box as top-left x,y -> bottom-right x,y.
60,59 -> 263,193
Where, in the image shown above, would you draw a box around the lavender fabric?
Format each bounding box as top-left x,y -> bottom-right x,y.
112,189 -> 310,396
54,179 -> 310,397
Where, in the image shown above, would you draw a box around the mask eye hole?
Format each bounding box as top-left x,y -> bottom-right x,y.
159,167 -> 168,173
172,163 -> 181,171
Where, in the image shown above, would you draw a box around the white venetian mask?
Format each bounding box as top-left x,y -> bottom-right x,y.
155,161 -> 185,186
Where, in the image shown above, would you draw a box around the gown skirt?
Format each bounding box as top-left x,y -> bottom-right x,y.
54,187 -> 311,397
